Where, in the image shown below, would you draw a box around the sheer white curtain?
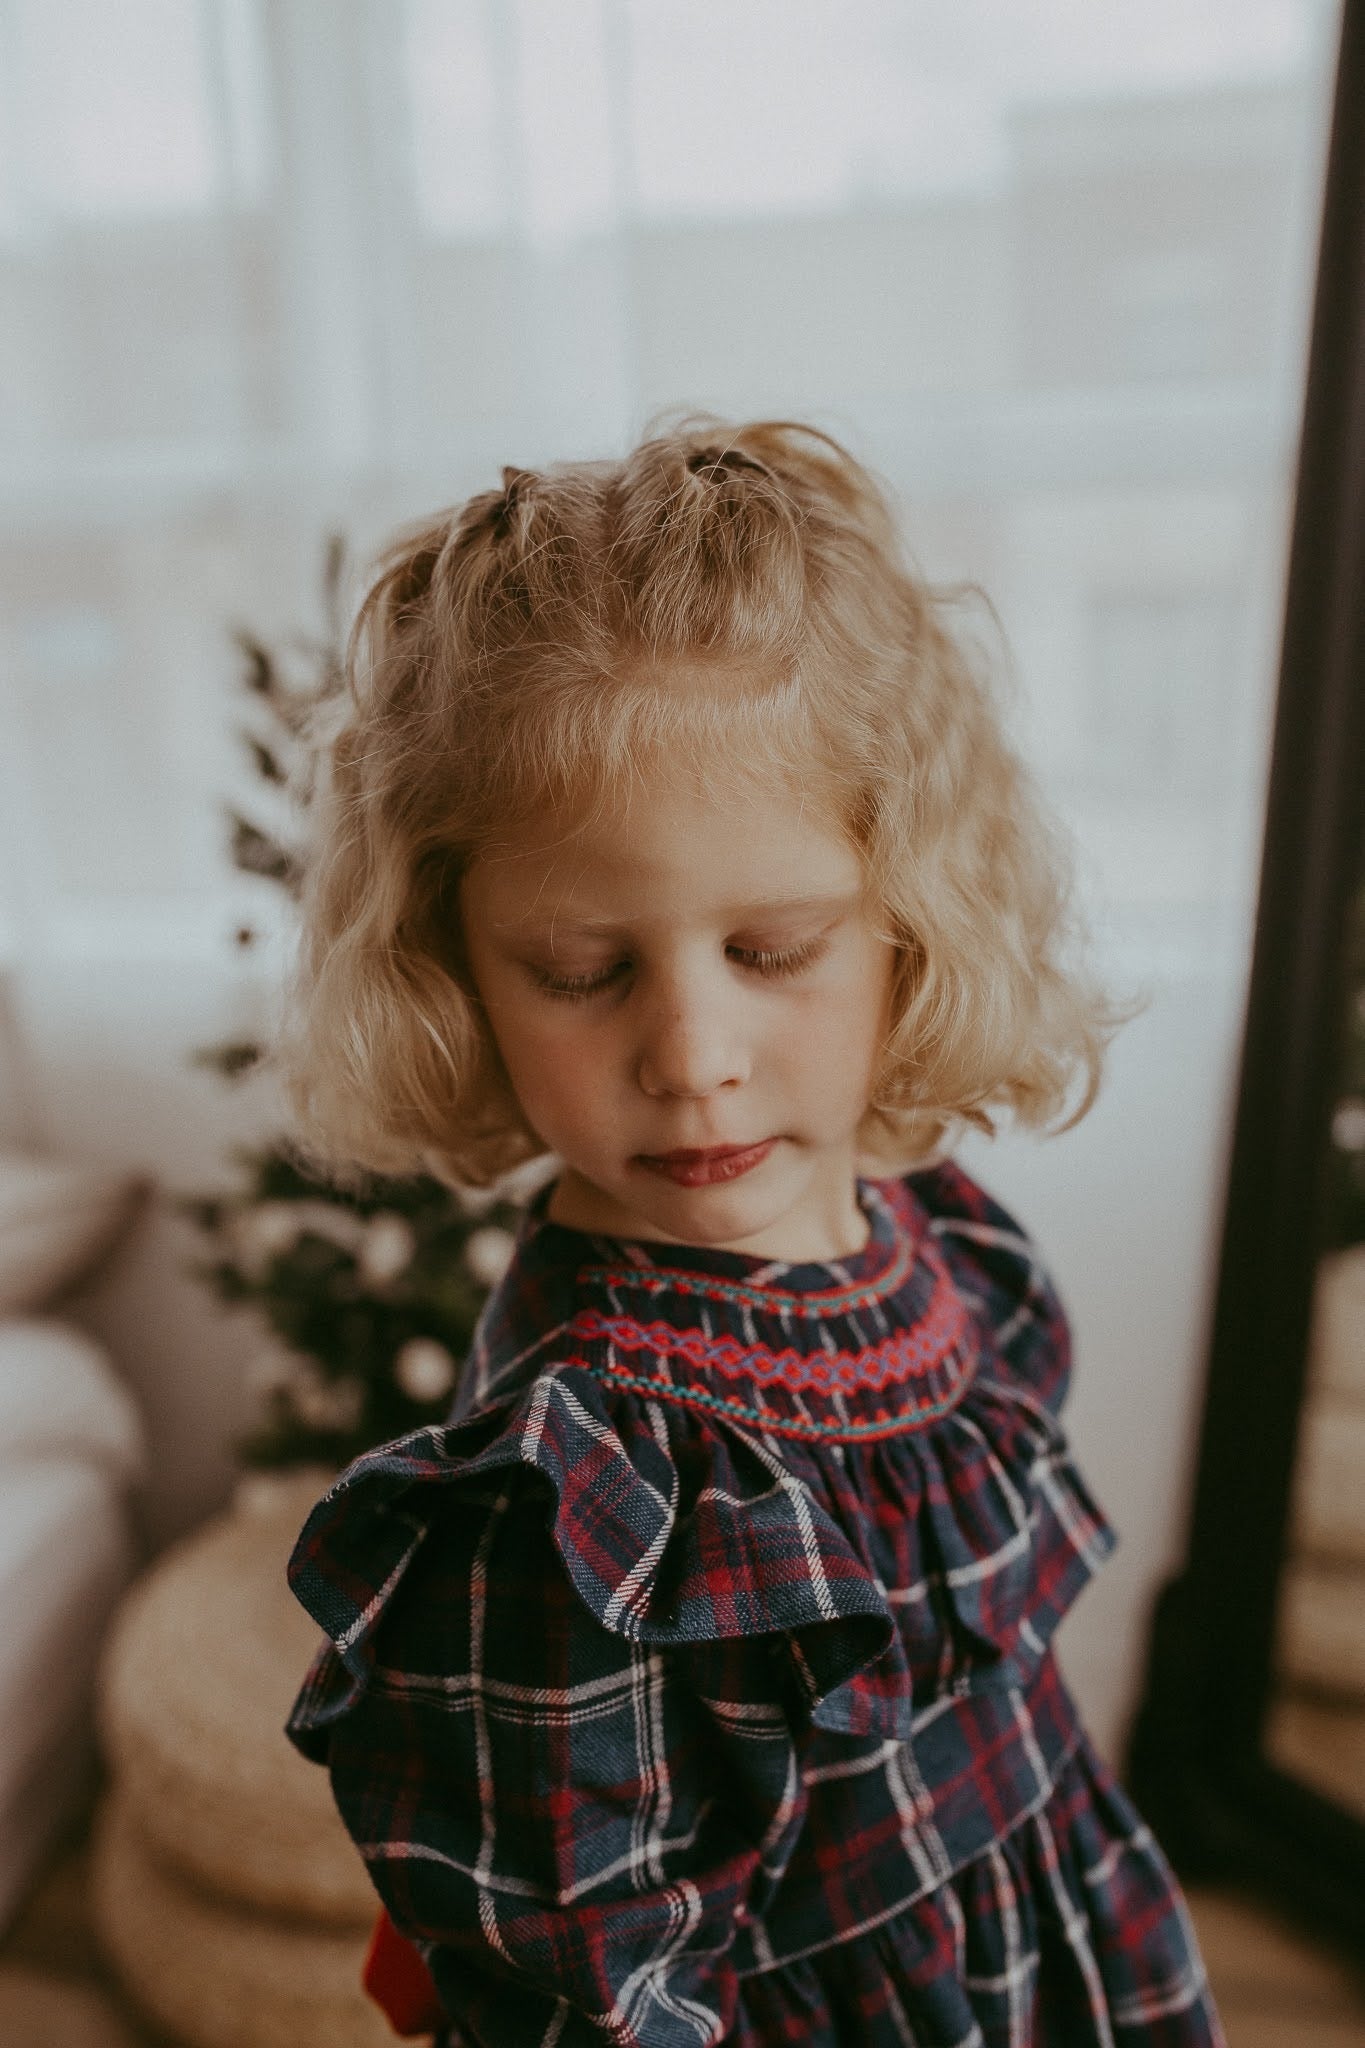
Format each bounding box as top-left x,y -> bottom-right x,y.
0,0 -> 1338,971
0,0 -> 1343,1705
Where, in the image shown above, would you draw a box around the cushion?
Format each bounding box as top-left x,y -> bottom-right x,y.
92,1790 -> 395,2048
0,1461 -> 139,1933
95,1471 -> 374,1926
0,1964 -> 140,2048
0,1320 -> 146,1481
0,1153 -> 145,1316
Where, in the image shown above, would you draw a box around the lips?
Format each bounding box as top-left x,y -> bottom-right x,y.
636,1141 -> 775,1188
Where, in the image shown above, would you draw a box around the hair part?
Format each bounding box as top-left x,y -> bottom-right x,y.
274,414 -> 1124,1192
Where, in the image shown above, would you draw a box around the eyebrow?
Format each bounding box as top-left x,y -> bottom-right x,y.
498,890 -> 861,936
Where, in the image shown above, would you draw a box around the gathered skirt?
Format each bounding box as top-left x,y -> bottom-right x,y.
727,1736 -> 1224,2048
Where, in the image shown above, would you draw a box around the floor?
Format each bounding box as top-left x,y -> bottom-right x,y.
1,1815 -> 1363,2047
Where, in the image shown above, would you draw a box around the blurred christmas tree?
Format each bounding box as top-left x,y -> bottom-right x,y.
180,540 -> 523,1472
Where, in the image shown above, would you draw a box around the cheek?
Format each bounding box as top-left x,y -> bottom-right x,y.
804,948 -> 892,1047
794,956 -> 893,1095
487,1003 -> 612,1129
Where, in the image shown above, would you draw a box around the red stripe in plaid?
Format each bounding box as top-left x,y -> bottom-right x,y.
284,1162 -> 1220,2046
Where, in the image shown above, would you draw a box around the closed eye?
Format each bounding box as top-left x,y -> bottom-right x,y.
533,961 -> 628,999
532,936 -> 828,1000
729,936 -> 828,979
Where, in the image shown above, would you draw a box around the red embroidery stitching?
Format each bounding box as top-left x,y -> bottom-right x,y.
564,1285 -> 967,1396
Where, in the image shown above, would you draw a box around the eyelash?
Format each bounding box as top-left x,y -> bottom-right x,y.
534,938 -> 827,1001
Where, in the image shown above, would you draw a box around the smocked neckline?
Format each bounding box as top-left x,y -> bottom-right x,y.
523,1175 -> 912,1303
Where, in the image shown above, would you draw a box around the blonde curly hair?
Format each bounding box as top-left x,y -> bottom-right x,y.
276,416 -> 1121,1191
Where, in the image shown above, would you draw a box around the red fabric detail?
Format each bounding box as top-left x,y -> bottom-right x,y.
362,1909 -> 444,2037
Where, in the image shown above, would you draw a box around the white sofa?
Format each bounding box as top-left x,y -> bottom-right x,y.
0,1160 -> 148,1933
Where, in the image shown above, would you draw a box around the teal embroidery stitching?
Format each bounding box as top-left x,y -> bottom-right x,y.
576,1358 -> 977,1443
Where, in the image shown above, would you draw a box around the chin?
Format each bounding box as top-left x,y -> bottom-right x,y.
634,1178 -> 791,1248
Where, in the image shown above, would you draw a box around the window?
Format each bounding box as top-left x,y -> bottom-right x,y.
0,0 -> 1340,963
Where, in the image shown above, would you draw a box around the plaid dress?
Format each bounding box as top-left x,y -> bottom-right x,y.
285,1160 -> 1224,2047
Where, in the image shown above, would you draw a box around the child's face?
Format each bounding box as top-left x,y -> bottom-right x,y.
459,759 -> 896,1261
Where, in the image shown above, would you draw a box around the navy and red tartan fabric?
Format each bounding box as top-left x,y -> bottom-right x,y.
285,1162 -> 1224,2046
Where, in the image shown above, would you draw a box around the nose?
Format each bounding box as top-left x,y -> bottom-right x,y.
636,972 -> 749,1101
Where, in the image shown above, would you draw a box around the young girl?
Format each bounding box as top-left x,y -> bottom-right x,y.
280,419 -> 1224,2047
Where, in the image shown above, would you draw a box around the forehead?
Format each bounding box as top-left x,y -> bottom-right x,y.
465,769 -> 863,928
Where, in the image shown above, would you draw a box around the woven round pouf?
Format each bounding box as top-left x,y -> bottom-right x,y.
94,1467 -> 376,1926
0,1965 -> 139,2048
91,1789 -> 395,2048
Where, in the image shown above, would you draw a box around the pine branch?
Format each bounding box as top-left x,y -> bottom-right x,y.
190,1040 -> 266,1082
321,531 -> 347,649
226,809 -> 303,893
233,630 -> 279,701
240,729 -> 288,786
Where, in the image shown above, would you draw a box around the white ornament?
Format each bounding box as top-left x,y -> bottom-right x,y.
394,1337 -> 457,1403
358,1212 -> 417,1286
232,1201 -> 303,1272
288,1201 -> 367,1254
230,1198 -> 367,1276
465,1226 -> 515,1289
289,1364 -> 365,1432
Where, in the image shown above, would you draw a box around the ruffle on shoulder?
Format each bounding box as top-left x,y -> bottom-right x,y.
286,1331 -> 1113,1756
285,1367 -> 897,1749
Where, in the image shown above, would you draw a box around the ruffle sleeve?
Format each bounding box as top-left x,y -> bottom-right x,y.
285,1401 -> 813,2047
285,1365 -> 906,1766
